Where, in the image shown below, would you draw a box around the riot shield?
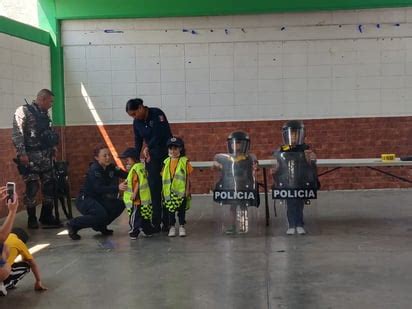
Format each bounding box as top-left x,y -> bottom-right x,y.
213,153 -> 259,207
213,153 -> 260,234
272,151 -> 318,200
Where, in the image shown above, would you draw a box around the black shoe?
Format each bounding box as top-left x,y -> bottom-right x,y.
28,217 -> 39,229
129,230 -> 139,240
40,217 -> 63,229
66,223 -> 81,240
152,225 -> 161,233
98,227 -> 114,236
142,227 -> 154,237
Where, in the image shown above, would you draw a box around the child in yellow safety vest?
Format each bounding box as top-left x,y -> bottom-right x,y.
119,148 -> 153,239
162,137 -> 193,237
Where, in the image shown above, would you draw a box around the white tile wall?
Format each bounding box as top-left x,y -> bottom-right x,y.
62,8 -> 412,125
0,0 -> 39,28
0,33 -> 50,128
161,82 -> 185,95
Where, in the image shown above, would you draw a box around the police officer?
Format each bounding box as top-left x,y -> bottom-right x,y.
12,89 -> 60,229
126,98 -> 172,233
66,145 -> 128,240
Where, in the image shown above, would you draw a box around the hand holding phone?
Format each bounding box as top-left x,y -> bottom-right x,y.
6,182 -> 15,203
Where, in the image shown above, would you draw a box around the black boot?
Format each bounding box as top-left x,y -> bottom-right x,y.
66,223 -> 81,240
28,216 -> 39,229
93,226 -> 114,236
27,208 -> 39,229
39,202 -> 62,228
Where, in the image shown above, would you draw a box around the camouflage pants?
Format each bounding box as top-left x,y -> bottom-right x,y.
23,150 -> 55,219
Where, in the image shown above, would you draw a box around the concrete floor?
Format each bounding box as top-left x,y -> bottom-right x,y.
1,189 -> 412,309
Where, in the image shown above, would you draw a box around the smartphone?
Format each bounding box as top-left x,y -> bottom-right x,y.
6,182 -> 15,203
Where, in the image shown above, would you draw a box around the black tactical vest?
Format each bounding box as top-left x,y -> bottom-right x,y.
26,103 -> 59,150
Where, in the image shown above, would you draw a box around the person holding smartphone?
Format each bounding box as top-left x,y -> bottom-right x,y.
0,186 -> 19,285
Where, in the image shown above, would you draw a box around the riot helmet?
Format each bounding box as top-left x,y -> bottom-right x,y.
227,131 -> 250,155
282,120 -> 305,146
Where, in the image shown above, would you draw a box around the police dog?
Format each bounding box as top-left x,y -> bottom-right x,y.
53,161 -> 73,220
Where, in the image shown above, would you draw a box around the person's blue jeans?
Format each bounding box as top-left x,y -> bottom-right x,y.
286,199 -> 304,228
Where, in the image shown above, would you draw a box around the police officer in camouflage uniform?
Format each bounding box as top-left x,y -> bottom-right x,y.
12,89 -> 60,229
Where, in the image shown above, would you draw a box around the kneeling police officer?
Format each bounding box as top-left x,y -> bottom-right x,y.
66,145 -> 128,240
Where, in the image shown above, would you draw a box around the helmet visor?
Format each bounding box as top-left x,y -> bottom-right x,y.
282,127 -> 305,145
227,138 -> 249,155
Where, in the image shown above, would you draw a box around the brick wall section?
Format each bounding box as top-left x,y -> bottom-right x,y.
1,117 -> 411,216
63,116 -> 412,196
0,127 -> 65,217
0,128 -> 21,217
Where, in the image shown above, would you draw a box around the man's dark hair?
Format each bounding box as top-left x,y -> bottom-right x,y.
11,228 -> 29,244
125,98 -> 144,112
93,144 -> 109,158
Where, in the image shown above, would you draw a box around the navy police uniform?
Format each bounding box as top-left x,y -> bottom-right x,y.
133,107 -> 172,231
68,161 -> 128,232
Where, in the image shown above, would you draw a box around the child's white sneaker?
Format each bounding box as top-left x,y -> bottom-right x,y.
296,226 -> 306,235
168,226 -> 176,237
286,228 -> 296,235
179,225 -> 186,237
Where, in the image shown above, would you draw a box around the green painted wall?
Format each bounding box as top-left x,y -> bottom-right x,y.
38,0 -> 65,126
55,0 -> 412,20
0,16 -> 49,45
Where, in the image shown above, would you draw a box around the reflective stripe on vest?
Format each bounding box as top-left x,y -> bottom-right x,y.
162,156 -> 188,200
123,162 -> 152,208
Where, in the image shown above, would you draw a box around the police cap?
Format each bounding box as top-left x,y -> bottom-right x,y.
166,136 -> 184,148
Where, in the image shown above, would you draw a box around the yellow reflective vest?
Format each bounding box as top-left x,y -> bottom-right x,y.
162,156 -> 188,200
123,162 -> 151,209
